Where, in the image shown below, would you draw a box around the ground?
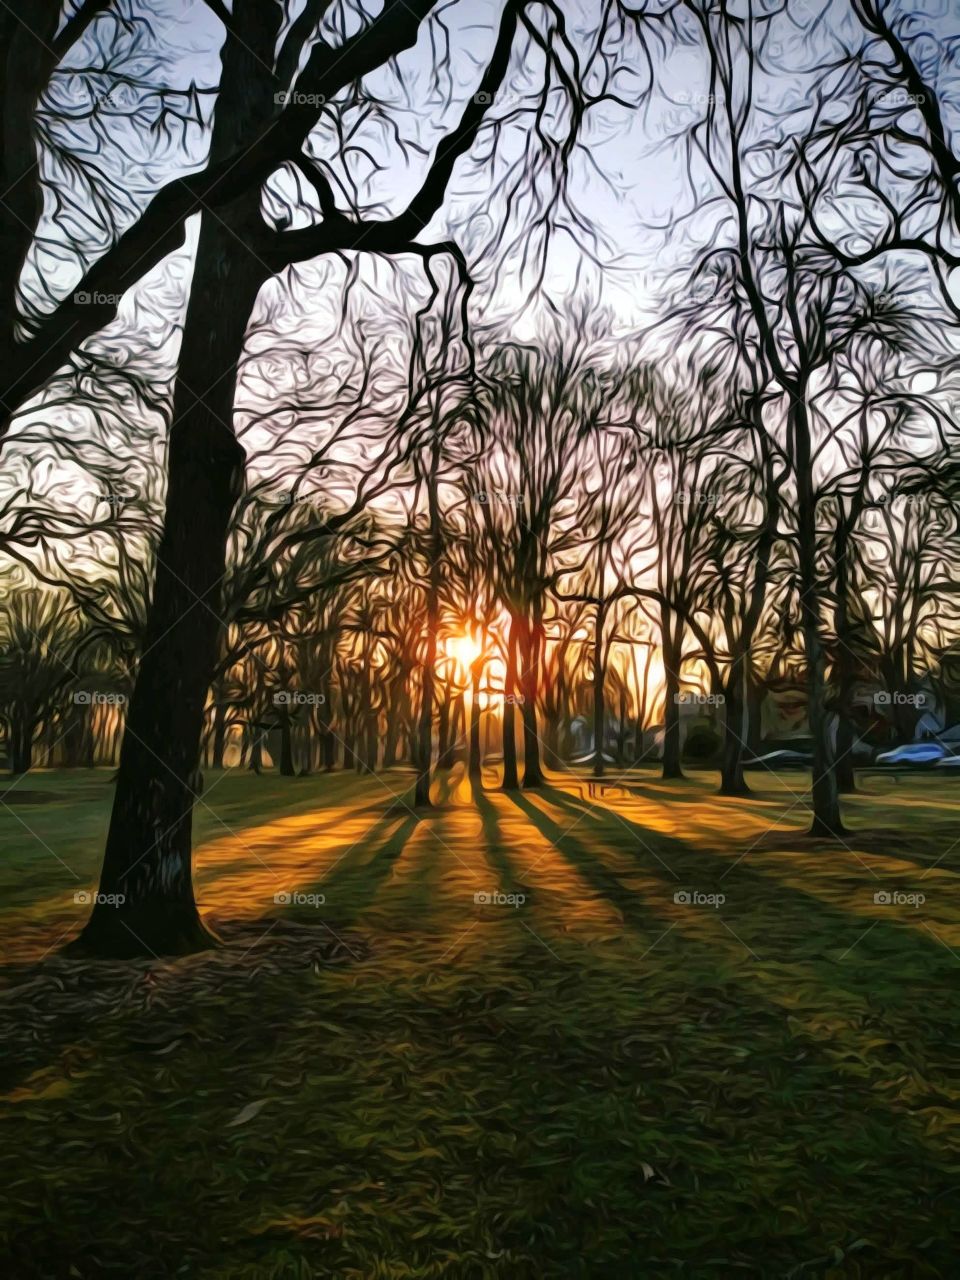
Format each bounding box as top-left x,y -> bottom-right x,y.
2,764 -> 960,1278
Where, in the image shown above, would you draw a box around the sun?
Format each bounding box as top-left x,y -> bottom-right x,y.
449,633 -> 483,669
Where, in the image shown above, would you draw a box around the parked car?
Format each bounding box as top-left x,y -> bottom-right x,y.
744,748 -> 813,769
875,743 -> 945,766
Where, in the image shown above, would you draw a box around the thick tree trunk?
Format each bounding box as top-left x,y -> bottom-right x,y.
415,437 -> 441,807
364,715 -> 378,773
10,719 -> 32,775
661,617 -> 684,780
792,399 -> 844,836
720,652 -> 750,796
832,517 -> 858,794
248,729 -> 263,774
468,657 -> 483,779
519,610 -> 544,788
78,228 -> 266,956
77,4 -> 280,956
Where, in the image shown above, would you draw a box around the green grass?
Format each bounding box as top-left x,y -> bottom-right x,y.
3,765 -> 960,1277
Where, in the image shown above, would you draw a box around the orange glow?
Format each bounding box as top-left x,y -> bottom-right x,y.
449,632 -> 483,670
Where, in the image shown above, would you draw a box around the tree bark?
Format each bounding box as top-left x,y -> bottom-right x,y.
278,706 -> 295,777
78,5 -> 284,955
792,398 -> 844,836
519,608 -> 544,787
414,436 -> 441,807
468,656 -> 483,779
720,649 -> 750,796
502,615 -> 520,791
592,599 -> 607,778
832,514 -> 858,794
210,697 -> 227,771
661,613 -> 684,780
10,718 -> 32,775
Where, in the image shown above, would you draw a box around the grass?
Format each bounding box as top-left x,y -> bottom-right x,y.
2,763 -> 960,1276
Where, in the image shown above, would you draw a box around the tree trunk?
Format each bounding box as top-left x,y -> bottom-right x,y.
10,718 -> 32,775
364,714 -> 379,773
720,650 -> 750,796
278,707 -> 295,777
746,661 -> 763,756
248,728 -> 263,774
661,616 -> 684,780
77,5 -> 280,957
382,690 -> 400,768
617,686 -> 628,762
519,609 -> 544,788
415,436 -> 442,807
436,694 -> 451,768
502,615 -> 520,791
832,515 -> 858,794
79,222 -> 266,956
468,656 -> 483,779
211,698 -> 227,771
592,599 -> 606,778
792,398 -> 844,836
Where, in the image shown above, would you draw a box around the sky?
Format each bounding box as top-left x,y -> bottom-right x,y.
3,0 -> 960,583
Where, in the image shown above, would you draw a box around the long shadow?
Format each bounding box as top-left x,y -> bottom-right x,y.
522,785 -> 960,994
474,791 -> 530,902
6,789 -> 960,1274
295,809 -> 420,930
551,775 -> 957,880
602,779 -> 717,806
0,809 -> 415,1096
508,792 -> 674,932
194,798 -> 390,885
583,774 -> 798,811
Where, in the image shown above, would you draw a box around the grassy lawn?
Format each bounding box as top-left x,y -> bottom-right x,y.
3,765 -> 960,1276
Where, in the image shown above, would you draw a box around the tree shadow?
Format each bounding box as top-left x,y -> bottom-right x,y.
474,790 -> 530,901
295,809 -> 420,930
